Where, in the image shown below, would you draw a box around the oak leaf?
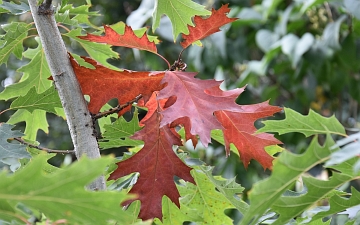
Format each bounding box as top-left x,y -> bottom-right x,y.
109,100 -> 194,220
214,104 -> 282,170
79,25 -> 157,54
181,4 -> 237,48
157,71 -> 243,147
69,54 -> 164,114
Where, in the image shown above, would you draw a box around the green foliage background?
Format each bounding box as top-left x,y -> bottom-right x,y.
0,0 -> 360,224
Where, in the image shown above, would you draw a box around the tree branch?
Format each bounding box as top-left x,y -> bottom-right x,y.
92,95 -> 142,120
13,137 -> 75,154
27,0 -> 106,190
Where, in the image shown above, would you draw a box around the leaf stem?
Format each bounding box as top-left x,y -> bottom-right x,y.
57,23 -> 71,32
156,53 -> 171,70
0,109 -> 10,115
92,94 -> 142,120
13,137 -> 75,154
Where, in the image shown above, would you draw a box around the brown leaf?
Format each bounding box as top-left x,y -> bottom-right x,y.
108,100 -> 194,220
180,4 -> 237,48
70,54 -> 164,114
79,25 -> 157,54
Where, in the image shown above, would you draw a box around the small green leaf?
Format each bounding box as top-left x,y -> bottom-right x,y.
154,196 -> 191,225
99,109 -> 143,149
179,169 -> 234,224
0,123 -> 30,160
0,154 -> 133,224
152,0 -> 210,40
0,22 -> 31,65
7,110 -> 49,141
257,108 -> 346,137
10,86 -> 62,114
0,38 -> 52,101
63,28 -> 120,70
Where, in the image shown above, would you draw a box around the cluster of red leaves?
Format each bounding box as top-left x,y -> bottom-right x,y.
72,4 -> 282,221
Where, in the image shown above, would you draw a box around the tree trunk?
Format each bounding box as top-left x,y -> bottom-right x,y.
27,0 -> 105,190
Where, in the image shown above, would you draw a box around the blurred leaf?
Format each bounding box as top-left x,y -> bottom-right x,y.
257,108 -> 346,137
293,33 -> 314,67
0,22 -> 31,66
10,86 -> 62,114
0,1 -> 29,15
344,0 -> 360,20
0,154 -> 134,224
237,7 -> 263,25
0,38 -> 52,101
299,0 -> 327,14
0,123 -> 30,161
152,0 -> 210,40
240,136 -> 335,225
322,15 -> 347,50
256,29 -> 280,53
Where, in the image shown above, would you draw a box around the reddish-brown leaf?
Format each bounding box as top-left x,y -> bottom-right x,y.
180,4 -> 237,48
157,71 -> 243,146
79,25 -> 157,54
70,55 -> 164,114
214,102 -> 282,170
109,102 -> 194,220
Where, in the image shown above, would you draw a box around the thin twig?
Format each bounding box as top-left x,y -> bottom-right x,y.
13,137 -> 75,154
57,23 -> 71,32
324,2 -> 333,22
92,95 -> 142,120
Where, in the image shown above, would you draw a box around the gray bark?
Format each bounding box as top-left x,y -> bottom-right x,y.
27,0 -> 106,190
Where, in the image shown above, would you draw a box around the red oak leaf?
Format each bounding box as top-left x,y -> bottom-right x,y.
79,25 -> 157,54
214,102 -> 282,170
70,55 -> 164,114
157,71 -> 243,146
109,103 -> 194,220
181,4 -> 237,48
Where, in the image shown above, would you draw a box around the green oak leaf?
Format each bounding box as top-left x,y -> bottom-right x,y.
200,166 -> 248,214
0,22 -> 31,65
239,136 -> 336,225
0,123 -> 30,160
154,196 -> 193,225
55,10 -> 78,26
0,154 -> 134,224
10,86 -> 62,114
257,108 -> 346,137
59,3 -> 99,16
271,157 -> 357,224
99,109 -> 143,149
178,169 -> 234,224
0,38 -> 52,100
310,187 -> 360,221
7,109 -> 48,141
63,28 -> 119,70
152,0 -> 210,40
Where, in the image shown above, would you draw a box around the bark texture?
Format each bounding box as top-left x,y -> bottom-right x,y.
27,0 -> 105,190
